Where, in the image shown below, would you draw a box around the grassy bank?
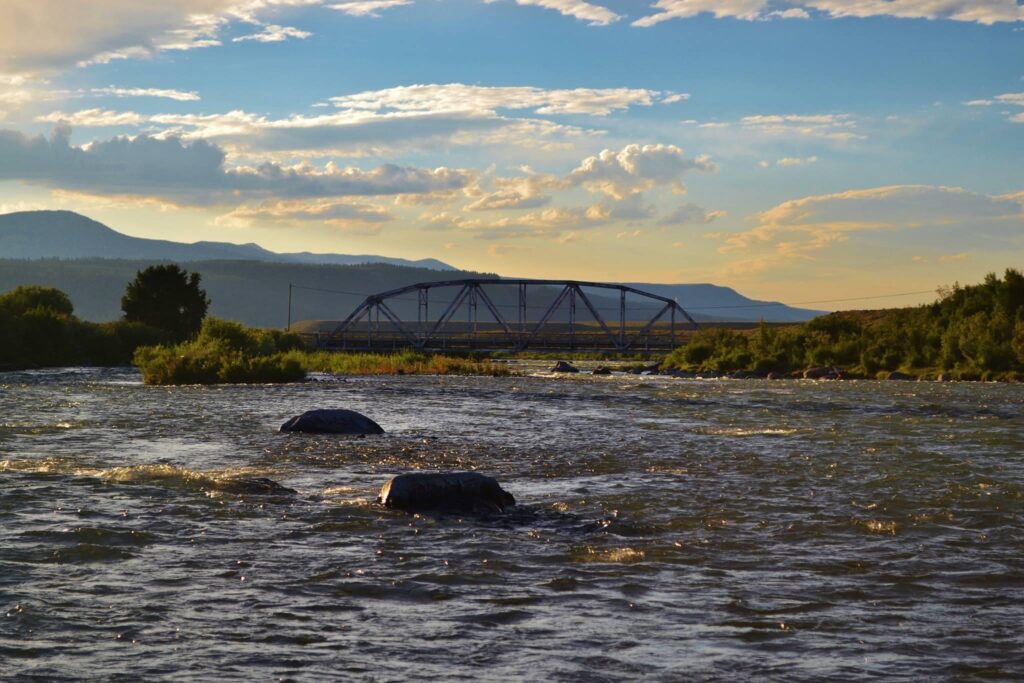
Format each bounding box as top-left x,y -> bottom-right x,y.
133,318 -> 514,384
662,269 -> 1024,382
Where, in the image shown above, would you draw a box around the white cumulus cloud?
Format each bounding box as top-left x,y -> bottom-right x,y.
567,143 -> 717,199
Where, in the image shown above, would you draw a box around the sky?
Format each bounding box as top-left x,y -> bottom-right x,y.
1,0 -> 1022,306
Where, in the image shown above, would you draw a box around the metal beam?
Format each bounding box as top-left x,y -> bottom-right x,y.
574,285 -> 623,351
518,285 -> 571,350
624,301 -> 672,350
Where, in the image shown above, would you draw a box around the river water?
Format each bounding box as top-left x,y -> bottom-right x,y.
1,367 -> 1022,681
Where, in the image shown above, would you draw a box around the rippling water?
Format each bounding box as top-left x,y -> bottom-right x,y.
1,367 -> 1022,681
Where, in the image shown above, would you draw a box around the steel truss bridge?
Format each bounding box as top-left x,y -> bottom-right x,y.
320,279 -> 699,352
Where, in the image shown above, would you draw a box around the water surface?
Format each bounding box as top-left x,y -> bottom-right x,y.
1,368 -> 1022,680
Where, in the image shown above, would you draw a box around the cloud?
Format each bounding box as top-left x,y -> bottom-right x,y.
964,92 -> 1024,123
802,1 -> 1024,25
776,155 -> 817,166
506,0 -> 621,26
633,0 -> 770,26
423,204 -> 614,239
740,113 -> 861,141
90,87 -> 201,101
632,0 -> 1024,26
0,0 -> 325,74
465,173 -> 556,211
328,83 -> 677,116
0,125 -> 474,206
567,143 -> 717,199
659,202 -> 726,225
712,185 -> 1024,264
35,83 -> 671,157
216,198 -> 392,229
232,24 -> 312,42
37,109 -> 147,127
329,0 -> 412,17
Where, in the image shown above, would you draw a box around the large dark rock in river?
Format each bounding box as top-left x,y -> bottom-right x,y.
280,409 -> 384,435
551,361 -> 580,373
378,472 -> 515,514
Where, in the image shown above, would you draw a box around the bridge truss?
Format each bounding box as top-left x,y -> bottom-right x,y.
322,279 -> 699,352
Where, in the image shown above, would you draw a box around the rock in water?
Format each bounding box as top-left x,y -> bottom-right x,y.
551,361 -> 580,373
211,477 -> 297,496
378,472 -> 515,514
280,409 -> 384,435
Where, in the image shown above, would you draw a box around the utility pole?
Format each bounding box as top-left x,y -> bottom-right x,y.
287,283 -> 293,331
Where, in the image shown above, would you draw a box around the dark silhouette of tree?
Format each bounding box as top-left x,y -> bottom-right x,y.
0,285 -> 74,317
121,265 -> 209,341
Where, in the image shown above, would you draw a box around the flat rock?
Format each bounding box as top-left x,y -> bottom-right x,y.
280,409 -> 384,435
378,472 -> 515,515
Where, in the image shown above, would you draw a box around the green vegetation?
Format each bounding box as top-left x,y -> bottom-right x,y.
663,269 -> 1024,381
0,285 -> 163,369
301,349 -> 515,377
133,318 -> 306,384
133,318 -> 514,385
122,265 -> 210,341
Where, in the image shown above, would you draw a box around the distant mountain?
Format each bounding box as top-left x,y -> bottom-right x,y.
0,210 -> 823,325
620,283 -> 825,323
0,210 -> 456,271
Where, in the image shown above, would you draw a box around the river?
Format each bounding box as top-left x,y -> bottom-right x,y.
1,367 -> 1022,680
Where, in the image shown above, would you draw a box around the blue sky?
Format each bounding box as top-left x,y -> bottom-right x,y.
1,1 -> 1022,303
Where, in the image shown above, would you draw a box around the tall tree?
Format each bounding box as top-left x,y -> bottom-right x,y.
122,265 -> 210,341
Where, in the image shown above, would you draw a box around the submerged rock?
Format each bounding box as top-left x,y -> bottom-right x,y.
280,409 -> 384,435
378,472 -> 515,514
211,477 -> 297,496
551,361 -> 580,373
729,370 -> 766,380
592,366 -> 613,376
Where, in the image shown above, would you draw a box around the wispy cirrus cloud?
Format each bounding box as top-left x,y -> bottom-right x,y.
90,86 -> 201,101
502,0 -> 621,26
632,0 -> 1024,26
34,83 -> 675,157
328,0 -> 412,17
232,24 -> 312,42
964,92 -> 1024,123
216,197 -> 393,230
328,83 -> 684,116
710,185 -> 1024,266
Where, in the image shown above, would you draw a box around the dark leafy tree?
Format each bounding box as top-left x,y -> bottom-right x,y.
121,265 -> 210,341
0,285 -> 74,317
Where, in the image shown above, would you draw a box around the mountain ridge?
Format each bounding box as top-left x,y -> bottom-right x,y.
0,210 -> 457,271
0,210 -> 824,324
